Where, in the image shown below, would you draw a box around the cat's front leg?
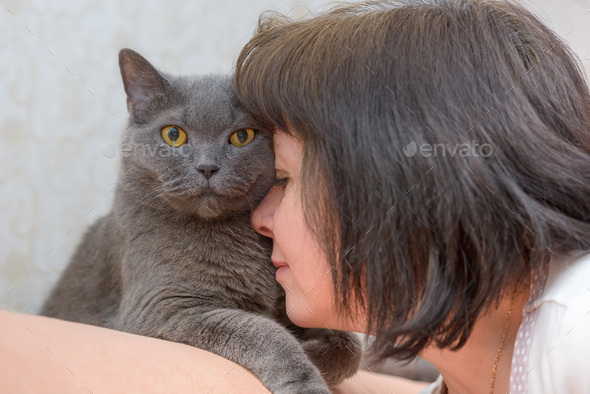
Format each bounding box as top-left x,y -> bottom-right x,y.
272,292 -> 362,386
154,308 -> 331,394
292,327 -> 363,387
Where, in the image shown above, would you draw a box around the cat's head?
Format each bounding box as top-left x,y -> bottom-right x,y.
118,48 -> 274,219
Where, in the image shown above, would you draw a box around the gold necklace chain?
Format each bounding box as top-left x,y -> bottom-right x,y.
489,280 -> 520,394
443,280 -> 521,394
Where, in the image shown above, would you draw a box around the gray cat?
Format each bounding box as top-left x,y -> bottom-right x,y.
41,49 -> 361,393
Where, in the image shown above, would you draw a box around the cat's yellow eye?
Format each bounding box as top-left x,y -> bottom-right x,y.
161,125 -> 187,147
229,128 -> 255,147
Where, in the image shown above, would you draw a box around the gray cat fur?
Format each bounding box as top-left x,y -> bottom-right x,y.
40,48 -> 361,393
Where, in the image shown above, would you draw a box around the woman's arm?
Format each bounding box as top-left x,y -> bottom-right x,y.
1,310 -> 430,393
0,310 -> 268,393
332,370 -> 430,394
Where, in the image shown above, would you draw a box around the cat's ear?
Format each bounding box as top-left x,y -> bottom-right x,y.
119,48 -> 171,116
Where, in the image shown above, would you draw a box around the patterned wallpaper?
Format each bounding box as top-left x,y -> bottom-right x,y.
1,0 -> 589,315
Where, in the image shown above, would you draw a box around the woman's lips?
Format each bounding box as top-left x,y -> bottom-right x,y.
272,260 -> 288,268
272,260 -> 289,282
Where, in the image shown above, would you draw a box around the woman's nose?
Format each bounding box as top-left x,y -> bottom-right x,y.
252,187 -> 279,239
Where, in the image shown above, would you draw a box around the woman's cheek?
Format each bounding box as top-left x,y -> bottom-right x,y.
285,268 -> 336,328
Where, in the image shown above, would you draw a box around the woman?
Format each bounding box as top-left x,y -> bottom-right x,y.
3,0 -> 589,393
235,0 -> 590,392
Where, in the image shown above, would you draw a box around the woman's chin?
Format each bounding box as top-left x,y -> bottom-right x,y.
284,305 -> 321,328
275,266 -> 290,282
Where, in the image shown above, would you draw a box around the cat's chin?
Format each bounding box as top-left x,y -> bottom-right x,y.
164,193 -> 246,220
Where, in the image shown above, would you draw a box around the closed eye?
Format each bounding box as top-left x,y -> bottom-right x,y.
272,177 -> 288,190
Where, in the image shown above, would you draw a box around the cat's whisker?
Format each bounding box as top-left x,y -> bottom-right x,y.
127,187 -> 168,214
132,189 -> 161,207
162,178 -> 203,195
245,194 -> 255,214
165,184 -> 201,198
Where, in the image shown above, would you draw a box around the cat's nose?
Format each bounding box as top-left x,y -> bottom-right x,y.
197,163 -> 220,180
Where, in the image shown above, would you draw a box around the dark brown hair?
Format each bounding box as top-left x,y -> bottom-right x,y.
235,0 -> 590,362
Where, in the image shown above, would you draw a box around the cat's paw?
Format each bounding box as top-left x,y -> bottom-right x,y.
278,380 -> 332,394
300,330 -> 362,387
271,365 -> 331,394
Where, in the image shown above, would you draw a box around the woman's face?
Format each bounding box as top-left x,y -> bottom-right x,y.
252,131 -> 361,331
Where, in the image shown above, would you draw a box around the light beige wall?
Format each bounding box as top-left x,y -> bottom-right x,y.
521,0 -> 590,71
1,0 -> 589,314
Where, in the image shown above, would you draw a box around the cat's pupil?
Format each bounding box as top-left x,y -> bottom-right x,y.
168,127 -> 180,141
237,130 -> 248,143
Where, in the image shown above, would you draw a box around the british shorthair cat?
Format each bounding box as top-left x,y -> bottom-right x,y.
41,48 -> 361,393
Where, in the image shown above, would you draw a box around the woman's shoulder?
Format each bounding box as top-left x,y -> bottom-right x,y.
526,252 -> 590,392
539,251 -> 590,307
419,375 -> 444,394
0,311 -> 269,393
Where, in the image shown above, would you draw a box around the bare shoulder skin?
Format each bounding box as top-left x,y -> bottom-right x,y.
1,311 -> 268,393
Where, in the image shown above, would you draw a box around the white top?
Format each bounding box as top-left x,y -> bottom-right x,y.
421,252 -> 590,394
